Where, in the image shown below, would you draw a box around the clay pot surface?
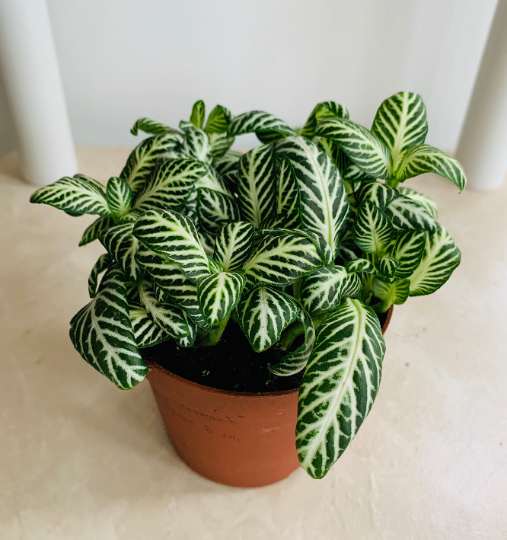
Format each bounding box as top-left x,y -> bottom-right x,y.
146,305 -> 393,487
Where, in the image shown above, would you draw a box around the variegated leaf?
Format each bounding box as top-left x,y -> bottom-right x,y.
88,254 -> 113,298
134,158 -> 206,212
199,231 -> 216,257
197,187 -> 240,236
130,118 -> 181,136
276,137 -> 349,253
190,100 -> 205,129
138,280 -> 190,339
213,222 -> 254,271
371,92 -> 428,170
372,277 -> 410,311
237,144 -> 277,228
121,134 -> 182,195
129,301 -> 172,348
69,266 -> 148,390
268,310 -> 316,376
106,177 -> 133,218
194,165 -> 232,197
345,258 -> 375,274
79,216 -> 115,247
260,212 -> 300,230
398,186 -> 438,219
228,110 -> 295,138
388,229 -> 426,279
176,316 -> 198,347
275,156 -> 300,222
353,200 -> 394,254
180,121 -> 213,164
316,118 -> 392,179
301,101 -> 350,139
296,298 -> 385,479
208,132 -> 235,159
243,231 -> 322,286
212,150 -> 242,177
409,227 -> 461,296
355,180 -> 398,210
100,222 -> 141,282
395,144 -> 466,191
237,285 -> 299,352
197,271 -> 246,325
207,257 -> 224,274
375,256 -> 400,282
133,209 -> 210,282
30,175 -> 110,217
384,195 -> 438,232
205,104 -> 233,134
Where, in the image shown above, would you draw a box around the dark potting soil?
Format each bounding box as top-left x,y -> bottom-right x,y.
142,311 -> 389,394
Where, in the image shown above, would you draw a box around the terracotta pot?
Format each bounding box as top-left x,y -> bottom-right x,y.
146,306 -> 393,487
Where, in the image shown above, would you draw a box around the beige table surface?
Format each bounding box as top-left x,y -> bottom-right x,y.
1,148 -> 506,540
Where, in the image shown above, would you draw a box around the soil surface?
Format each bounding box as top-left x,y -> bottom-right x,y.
143,311 -> 389,394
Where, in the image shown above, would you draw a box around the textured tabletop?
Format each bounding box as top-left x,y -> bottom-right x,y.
1,148 -> 506,539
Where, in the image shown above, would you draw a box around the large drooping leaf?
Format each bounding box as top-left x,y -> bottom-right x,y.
213,222 -> 255,271
276,137 -> 349,253
197,271 -> 246,325
135,244 -> 208,327
398,186 -> 438,219
372,277 -> 410,311
190,100 -> 206,129
100,222 -> 141,282
130,118 -> 181,136
79,216 -> 115,247
300,266 -> 361,314
237,144 -> 277,228
138,280 -> 191,339
243,231 -> 323,286
237,285 -> 299,352
388,229 -> 426,279
353,200 -> 394,254
316,118 -> 392,179
129,301 -> 172,348
30,175 -> 110,217
384,195 -> 438,232
69,266 -> 148,390
133,209 -> 210,282
371,92 -> 428,170
134,158 -> 206,212
88,254 -> 113,298
120,134 -> 181,195
268,310 -> 316,375
106,177 -> 133,218
180,121 -> 213,163
394,144 -> 467,191
204,104 -> 233,134
296,298 -> 385,479
196,187 -> 240,236
301,101 -> 350,139
228,110 -> 295,139
409,227 -> 461,296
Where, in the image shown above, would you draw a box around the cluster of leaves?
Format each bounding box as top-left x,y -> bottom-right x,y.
30,92 -> 465,479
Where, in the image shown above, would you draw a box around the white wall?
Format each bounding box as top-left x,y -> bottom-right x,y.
1,0 -> 499,155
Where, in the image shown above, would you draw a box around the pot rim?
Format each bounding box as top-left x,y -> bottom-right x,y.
144,305 -> 393,399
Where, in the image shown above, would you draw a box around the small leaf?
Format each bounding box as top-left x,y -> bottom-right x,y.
79,216 -> 115,247
398,186 -> 438,219
345,258 -> 375,274
388,229 -> 426,279
197,271 -> 246,325
384,195 -> 438,232
301,101 -> 350,139
197,187 -> 240,236
88,254 -> 113,298
180,121 -> 212,163
237,285 -> 299,352
69,266 -> 148,390
106,177 -> 133,218
375,256 -> 400,282
353,200 -> 394,254
212,150 -> 242,177
190,100 -> 206,129
100,222 -> 142,282
372,277 -> 410,310
355,180 -> 398,210
208,132 -> 235,159
213,222 -> 255,271
130,118 -> 180,136
205,104 -> 233,134
228,110 -> 295,138
129,301 -> 172,348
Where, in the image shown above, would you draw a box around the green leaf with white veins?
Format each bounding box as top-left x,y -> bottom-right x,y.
205,104 -> 233,134
275,157 -> 300,224
197,188 -> 240,236
106,177 -> 132,218
130,118 -> 181,136
208,132 -> 235,159
237,144 -> 277,228
138,280 -> 190,339
355,180 -> 398,210
190,100 -> 206,129
121,134 -> 181,195
316,118 -> 392,179
243,231 -> 322,286
398,186 -> 438,219
180,121 -> 212,164
371,92 -> 428,171
409,227 -> 461,296
79,216 -> 115,247
345,258 -> 375,274
353,200 -> 394,254
88,254 -> 113,298
296,298 -> 385,479
213,150 -> 242,177
194,165 -> 232,197
388,229 -> 426,279
133,209 -> 210,283
373,277 -> 410,311
197,271 -> 245,325
100,222 -> 141,282
69,266 -> 148,390
375,257 -> 400,282
134,158 -> 206,212
237,285 -> 299,352
129,301 -> 172,348
384,195 -> 437,232
301,101 -> 350,139
213,222 -> 254,271
30,175 -> 110,217
395,144 -> 467,192
276,137 -> 349,253
228,110 -> 296,138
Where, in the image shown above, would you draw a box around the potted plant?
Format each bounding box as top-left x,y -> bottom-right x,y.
30,92 -> 465,487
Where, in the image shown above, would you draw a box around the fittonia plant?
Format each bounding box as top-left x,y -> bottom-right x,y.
30,92 -> 465,479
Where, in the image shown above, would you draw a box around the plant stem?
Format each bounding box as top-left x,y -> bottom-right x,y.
196,314 -> 231,347
279,320 -> 304,351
